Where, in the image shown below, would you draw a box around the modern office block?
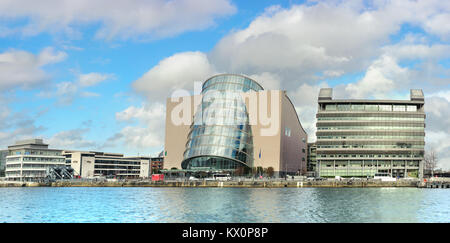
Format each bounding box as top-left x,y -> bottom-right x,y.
5,139 -> 65,182
315,88 -> 425,178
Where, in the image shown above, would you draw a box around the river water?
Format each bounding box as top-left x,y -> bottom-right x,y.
0,187 -> 448,223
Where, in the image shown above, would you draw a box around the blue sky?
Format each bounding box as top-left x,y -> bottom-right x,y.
0,0 -> 449,168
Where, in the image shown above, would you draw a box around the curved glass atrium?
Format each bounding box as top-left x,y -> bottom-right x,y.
181,74 -> 263,171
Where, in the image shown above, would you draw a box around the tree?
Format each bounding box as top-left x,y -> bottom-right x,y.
256,166 -> 264,176
424,149 -> 438,177
234,167 -> 244,176
267,167 -> 274,178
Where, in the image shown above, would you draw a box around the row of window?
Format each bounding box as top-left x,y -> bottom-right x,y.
321,162 -> 419,167
184,145 -> 251,164
317,135 -> 424,140
10,150 -> 62,156
94,165 -> 140,169
94,160 -> 141,165
324,104 -> 418,112
318,144 -> 424,149
317,153 -> 423,158
186,134 -> 252,152
184,156 -> 244,170
317,126 -> 424,130
317,117 -> 424,121
202,75 -> 263,92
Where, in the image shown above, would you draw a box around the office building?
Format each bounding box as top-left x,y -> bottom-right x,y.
0,150 -> 9,177
63,150 -> 151,179
5,139 -> 65,181
164,74 -> 308,176
315,88 -> 425,178
306,143 -> 317,176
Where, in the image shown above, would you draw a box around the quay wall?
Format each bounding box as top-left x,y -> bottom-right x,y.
0,179 -> 429,188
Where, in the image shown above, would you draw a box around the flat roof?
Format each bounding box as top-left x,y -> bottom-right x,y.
318,99 -> 424,105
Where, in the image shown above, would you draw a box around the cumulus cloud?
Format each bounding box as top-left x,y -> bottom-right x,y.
424,95 -> 450,170
0,97 -> 46,148
115,102 -> 166,149
117,0 -> 450,164
0,0 -> 236,40
0,47 -> 67,91
39,72 -> 114,105
46,128 -> 97,150
345,55 -> 410,99
133,51 -> 216,101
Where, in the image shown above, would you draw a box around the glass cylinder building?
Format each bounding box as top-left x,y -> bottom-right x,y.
181,74 -> 263,171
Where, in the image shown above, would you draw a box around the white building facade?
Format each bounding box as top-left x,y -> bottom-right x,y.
5,139 -> 65,182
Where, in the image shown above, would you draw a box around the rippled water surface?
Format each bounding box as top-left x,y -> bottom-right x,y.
0,187 -> 448,223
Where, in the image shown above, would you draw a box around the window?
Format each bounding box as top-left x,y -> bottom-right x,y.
325,104 -> 336,111
365,105 -> 378,111
393,105 -> 406,111
285,127 -> 291,137
351,104 -> 364,111
337,104 -> 350,111
406,105 -> 417,112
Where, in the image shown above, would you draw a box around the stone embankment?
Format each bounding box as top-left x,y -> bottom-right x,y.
0,179 -> 435,188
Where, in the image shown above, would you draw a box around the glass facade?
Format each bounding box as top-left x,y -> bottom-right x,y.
316,92 -> 425,178
181,74 -> 263,170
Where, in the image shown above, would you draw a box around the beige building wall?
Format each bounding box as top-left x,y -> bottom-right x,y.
247,90 -> 282,171
163,90 -> 308,175
65,151 -> 95,178
164,95 -> 201,170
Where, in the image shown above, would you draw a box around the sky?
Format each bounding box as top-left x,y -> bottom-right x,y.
0,0 -> 449,169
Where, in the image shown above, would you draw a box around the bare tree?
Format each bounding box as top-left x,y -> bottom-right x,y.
424,149 -> 438,177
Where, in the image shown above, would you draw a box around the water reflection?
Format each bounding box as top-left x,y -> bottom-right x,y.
0,187 -> 447,223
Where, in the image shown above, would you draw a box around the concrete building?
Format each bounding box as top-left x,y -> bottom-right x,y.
150,157 -> 164,174
315,88 -> 425,178
0,149 -> 7,177
63,150 -> 151,179
5,139 -> 65,182
306,143 -> 317,176
164,74 -> 308,176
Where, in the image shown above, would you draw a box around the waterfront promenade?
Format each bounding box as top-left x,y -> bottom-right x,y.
1,177 -> 448,188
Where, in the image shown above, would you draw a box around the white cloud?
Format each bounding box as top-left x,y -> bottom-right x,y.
0,47 -> 66,91
0,0 -> 236,40
249,72 -> 281,90
133,51 -> 216,101
345,55 -> 410,99
39,72 -> 113,105
78,72 -> 112,87
115,0 -> 450,161
46,128 -> 97,150
115,102 -> 166,149
424,13 -> 450,40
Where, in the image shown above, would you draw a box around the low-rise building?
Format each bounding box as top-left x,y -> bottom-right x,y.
150,157 -> 164,174
5,139 -> 65,182
63,150 -> 151,179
